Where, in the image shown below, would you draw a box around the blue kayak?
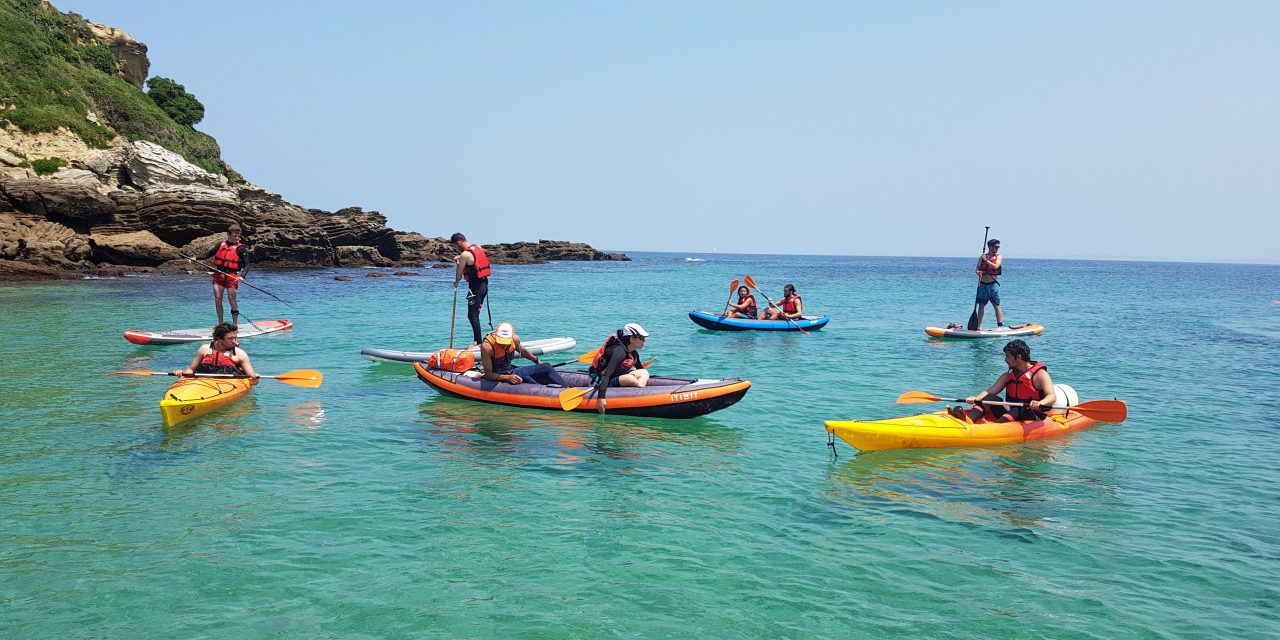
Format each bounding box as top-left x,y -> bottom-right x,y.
688,310 -> 830,332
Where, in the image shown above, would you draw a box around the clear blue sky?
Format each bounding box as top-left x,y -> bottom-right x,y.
55,1 -> 1279,263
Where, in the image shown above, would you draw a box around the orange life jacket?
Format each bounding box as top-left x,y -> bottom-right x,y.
213,240 -> 242,272
1004,362 -> 1047,401
979,252 -> 1002,277
484,334 -> 517,373
464,244 -> 491,281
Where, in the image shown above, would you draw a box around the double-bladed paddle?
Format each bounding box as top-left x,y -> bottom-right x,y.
107,369 -> 324,388
965,226 -> 990,331
742,274 -> 809,334
722,279 -> 740,316
895,391 -> 1127,422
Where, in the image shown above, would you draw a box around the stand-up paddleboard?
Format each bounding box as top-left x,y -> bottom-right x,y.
924,323 -> 1044,339
688,310 -> 829,332
124,319 -> 293,345
361,337 -> 577,364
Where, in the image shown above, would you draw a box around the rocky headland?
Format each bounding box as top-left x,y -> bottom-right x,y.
0,2 -> 625,281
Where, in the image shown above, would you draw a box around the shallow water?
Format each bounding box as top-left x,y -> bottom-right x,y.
2,253 -> 1278,637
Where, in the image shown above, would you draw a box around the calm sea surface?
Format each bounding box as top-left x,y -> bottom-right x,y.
2,252 -> 1277,638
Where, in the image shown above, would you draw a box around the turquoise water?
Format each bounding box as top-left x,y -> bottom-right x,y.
2,252 -> 1278,638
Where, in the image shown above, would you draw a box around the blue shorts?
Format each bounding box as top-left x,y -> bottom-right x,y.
976,282 -> 1001,305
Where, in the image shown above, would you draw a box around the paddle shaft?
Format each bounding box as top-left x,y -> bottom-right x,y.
966,227 -> 990,330
449,286 -> 458,350
187,256 -> 292,306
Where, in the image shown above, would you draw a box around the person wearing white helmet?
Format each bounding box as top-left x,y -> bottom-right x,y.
478,321 -> 569,387
588,322 -> 651,414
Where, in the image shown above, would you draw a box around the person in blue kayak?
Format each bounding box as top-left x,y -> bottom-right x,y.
725,285 -> 758,319
451,232 -> 491,348
192,223 -> 247,326
973,238 -> 1004,329
952,339 -> 1056,422
478,322 -> 569,387
173,323 -> 260,380
759,284 -> 803,320
589,322 -> 651,415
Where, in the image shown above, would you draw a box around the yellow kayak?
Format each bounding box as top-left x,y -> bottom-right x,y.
160,376 -> 255,427
825,410 -> 1103,452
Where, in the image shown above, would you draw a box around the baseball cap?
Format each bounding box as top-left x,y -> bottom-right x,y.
490,322 -> 515,345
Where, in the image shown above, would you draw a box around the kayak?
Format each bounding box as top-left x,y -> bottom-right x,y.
159,376 -> 255,427
924,323 -> 1044,339
125,319 -> 293,345
361,337 -> 577,364
826,409 -> 1106,452
688,310 -> 830,332
414,362 -> 751,419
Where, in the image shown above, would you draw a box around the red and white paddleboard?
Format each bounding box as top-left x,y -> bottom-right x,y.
124,319 -> 293,345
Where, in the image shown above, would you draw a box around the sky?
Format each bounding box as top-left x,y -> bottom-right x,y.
53,1 -> 1279,263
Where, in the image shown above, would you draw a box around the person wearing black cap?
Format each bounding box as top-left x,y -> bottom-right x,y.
974,238 -> 1004,329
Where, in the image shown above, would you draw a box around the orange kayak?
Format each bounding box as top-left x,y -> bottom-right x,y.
825,409 -> 1109,452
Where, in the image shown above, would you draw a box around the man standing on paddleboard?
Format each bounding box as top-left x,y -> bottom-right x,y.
451,232 -> 491,348
974,238 -> 1003,329
195,223 -> 248,326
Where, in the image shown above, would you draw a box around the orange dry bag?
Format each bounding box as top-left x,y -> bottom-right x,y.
426,349 -> 475,372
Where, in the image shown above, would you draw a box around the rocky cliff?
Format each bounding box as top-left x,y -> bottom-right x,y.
0,2 -> 626,280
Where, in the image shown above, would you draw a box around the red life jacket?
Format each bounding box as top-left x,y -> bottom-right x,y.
738,294 -> 757,317
979,252 -> 1002,277
590,335 -> 637,375
195,345 -> 243,375
213,240 -> 242,272
782,295 -> 801,314
1004,362 -> 1047,401
464,244 -> 492,281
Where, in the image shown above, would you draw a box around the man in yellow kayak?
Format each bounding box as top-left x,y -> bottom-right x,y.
478,322 -> 568,387
173,323 -> 260,380
953,339 -> 1056,422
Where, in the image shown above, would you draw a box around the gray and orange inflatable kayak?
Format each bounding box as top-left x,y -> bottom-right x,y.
414,363 -> 751,419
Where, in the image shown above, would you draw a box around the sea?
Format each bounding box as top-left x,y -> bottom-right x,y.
2,252 -> 1277,638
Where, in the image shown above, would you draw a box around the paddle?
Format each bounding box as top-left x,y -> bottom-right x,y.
108,369 -> 324,388
894,391 -> 1127,422
555,349 -> 656,411
742,274 -> 809,334
965,226 -> 991,331
186,256 -> 293,307
548,349 -> 654,369
448,285 -> 458,350
722,279 -> 740,316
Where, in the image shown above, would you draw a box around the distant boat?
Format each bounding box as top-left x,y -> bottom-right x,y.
685,257 -> 705,262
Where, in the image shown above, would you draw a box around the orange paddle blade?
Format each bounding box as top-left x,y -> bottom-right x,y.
270,369 -> 323,388
1069,399 -> 1127,423
575,347 -> 602,364
743,274 -> 758,290
896,391 -> 945,404
729,279 -> 739,294
559,387 -> 589,411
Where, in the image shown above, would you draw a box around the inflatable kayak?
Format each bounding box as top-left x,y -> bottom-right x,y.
924,323 -> 1044,339
414,362 -> 751,419
160,376 -> 255,427
825,406 -> 1117,452
361,337 -> 577,364
125,319 -> 293,345
688,310 -> 830,332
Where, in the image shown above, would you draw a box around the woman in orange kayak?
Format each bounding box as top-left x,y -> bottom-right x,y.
174,323 -> 260,380
954,339 -> 1056,422
725,286 -> 757,319
759,284 -> 803,321
588,323 -> 650,415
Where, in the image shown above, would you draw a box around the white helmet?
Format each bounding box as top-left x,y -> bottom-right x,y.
622,322 -> 650,338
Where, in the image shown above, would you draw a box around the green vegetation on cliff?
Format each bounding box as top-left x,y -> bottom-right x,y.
0,0 -> 236,178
